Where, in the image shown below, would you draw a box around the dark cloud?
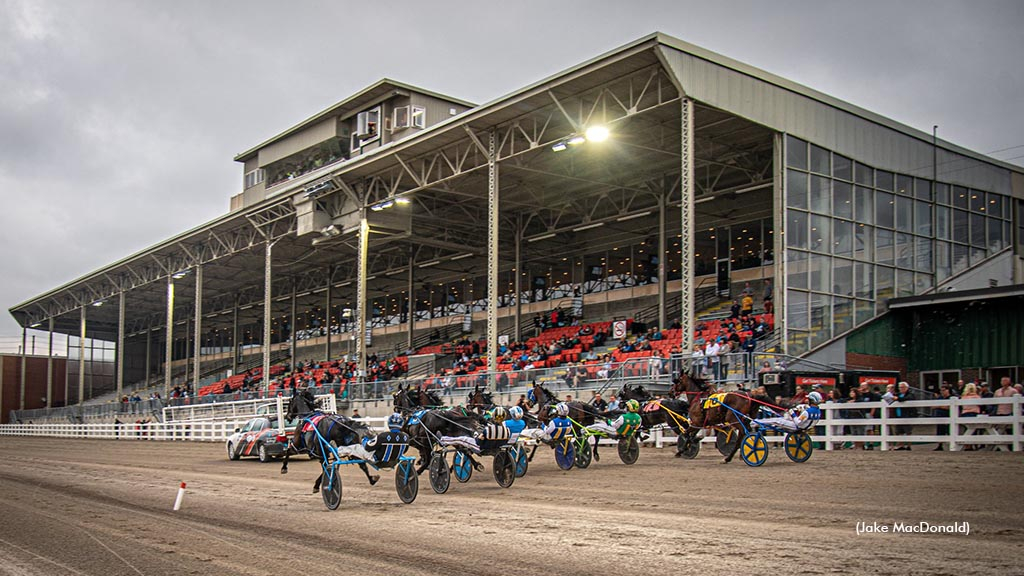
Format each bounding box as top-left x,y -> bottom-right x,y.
1,0 -> 1022,341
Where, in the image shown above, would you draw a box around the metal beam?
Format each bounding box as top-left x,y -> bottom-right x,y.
79,306 -> 87,405
325,268 -> 333,361
164,277 -> 173,399
19,326 -> 27,410
47,317 -> 54,408
262,239 -> 273,393
658,186 -> 667,329
193,264 -> 203,393
486,130 -> 499,385
356,212 -> 369,385
117,290 -> 125,399
679,98 -> 694,354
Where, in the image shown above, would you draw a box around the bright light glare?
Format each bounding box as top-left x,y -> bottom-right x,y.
585,125 -> 609,142
567,135 -> 586,146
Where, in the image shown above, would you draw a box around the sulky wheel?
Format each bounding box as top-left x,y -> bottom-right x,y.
512,445 -> 529,478
395,460 -> 419,504
554,439 -> 575,470
429,452 -> 450,494
574,439 -> 593,469
452,450 -> 473,483
321,470 -> 342,510
740,433 -> 769,467
678,434 -> 701,459
492,450 -> 516,488
716,429 -> 741,457
784,431 -> 814,463
617,436 -> 640,465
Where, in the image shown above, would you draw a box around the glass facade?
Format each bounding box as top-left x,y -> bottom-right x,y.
783,135 -> 1013,356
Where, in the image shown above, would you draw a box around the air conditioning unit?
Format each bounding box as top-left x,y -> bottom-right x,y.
762,373 -> 780,385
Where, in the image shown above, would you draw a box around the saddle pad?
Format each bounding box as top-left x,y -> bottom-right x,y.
702,393 -> 728,410
642,400 -> 662,413
301,414 -> 326,433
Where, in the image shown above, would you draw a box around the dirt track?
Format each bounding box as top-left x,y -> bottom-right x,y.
0,438 -> 1020,576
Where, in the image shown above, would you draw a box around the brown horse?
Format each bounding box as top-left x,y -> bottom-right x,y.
672,371 -> 763,463
466,385 -> 494,414
525,381 -> 599,461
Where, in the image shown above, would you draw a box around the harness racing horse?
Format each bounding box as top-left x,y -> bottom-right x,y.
280,395 -> 379,491
403,407 -> 483,475
393,383 -> 443,412
466,385 -> 494,414
616,383 -> 691,456
672,371 -> 764,463
525,382 -> 600,461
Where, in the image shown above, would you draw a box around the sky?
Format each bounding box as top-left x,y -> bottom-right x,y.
1,0 -> 1022,351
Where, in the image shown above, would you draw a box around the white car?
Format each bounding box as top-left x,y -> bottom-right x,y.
225,416 -> 294,463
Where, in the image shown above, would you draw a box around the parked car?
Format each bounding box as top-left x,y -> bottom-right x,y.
226,416 -> 295,463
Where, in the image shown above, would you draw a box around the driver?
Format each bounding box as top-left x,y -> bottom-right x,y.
585,398 -> 642,438
504,405 -> 527,443
755,391 -> 822,431
521,402 -> 573,445
343,412 -> 410,483
476,407 -> 512,451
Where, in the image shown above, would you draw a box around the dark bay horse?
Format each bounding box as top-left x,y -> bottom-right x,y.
525,381 -> 599,461
403,407 -> 483,474
466,385 -> 494,414
616,383 -> 691,455
393,383 -> 443,412
280,395 -> 378,490
672,371 -> 764,463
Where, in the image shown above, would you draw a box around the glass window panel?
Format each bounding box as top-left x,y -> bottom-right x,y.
935,182 -> 950,205
896,196 -> 913,232
987,217 -> 1003,252
786,169 -> 808,209
952,209 -> 969,244
896,269 -> 915,297
854,224 -> 873,261
935,241 -> 950,281
969,190 -> 986,213
952,243 -> 969,275
896,174 -> 913,196
876,192 -> 894,229
733,223 -> 763,271
786,135 -> 808,170
914,200 -> 932,236
914,178 -> 932,201
834,297 -> 854,337
834,220 -> 853,256
970,213 -> 986,247
786,210 -> 808,249
876,170 -> 894,191
987,192 -> 1003,220
896,232 -> 914,269
855,261 -> 873,299
834,258 -> 853,297
855,186 -> 873,224
695,228 -> 716,276
810,293 -> 832,348
952,186 -> 969,209
1004,221 -> 1012,252
787,330 -> 809,357
787,249 -> 808,290
810,175 -> 831,213
935,206 -> 950,240
809,253 -> 831,293
915,236 -> 933,273
810,215 -> 831,253
809,144 -> 830,175
833,181 -> 853,219
856,299 -> 875,326
876,265 -> 895,307
763,217 -> 775,264
854,162 -> 873,186
717,226 -> 730,261
787,290 -> 809,330
833,154 -> 852,181
915,272 -> 933,294
875,228 -> 894,265
970,245 -> 987,266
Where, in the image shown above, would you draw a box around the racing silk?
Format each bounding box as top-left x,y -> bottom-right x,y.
477,423 -> 512,451
611,412 -> 642,437
363,429 -> 410,468
504,419 -> 526,442
543,416 -> 573,441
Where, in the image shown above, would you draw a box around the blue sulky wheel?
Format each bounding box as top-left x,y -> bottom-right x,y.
784,431 -> 814,463
394,459 -> 419,504
429,452 -> 450,494
740,433 -> 769,467
554,439 -> 575,470
452,450 -> 473,483
321,469 -> 342,510
512,445 -> 529,478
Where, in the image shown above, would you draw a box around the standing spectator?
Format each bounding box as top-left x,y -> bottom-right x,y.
516,394 -> 529,411
856,382 -> 880,450
607,395 -> 620,412
705,339 -> 722,381
959,383 -> 981,417
741,336 -> 756,379
791,385 -> 808,406
978,382 -> 995,415
840,389 -> 862,449
691,344 -> 707,378
591,392 -> 608,411
351,409 -> 362,420
893,382 -> 916,450
740,293 -> 754,318
932,385 -> 957,450
729,300 -> 741,319
762,279 -> 773,314
993,377 -> 1016,431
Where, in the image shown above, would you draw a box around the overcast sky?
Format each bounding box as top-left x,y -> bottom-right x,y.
1,0 -> 1022,349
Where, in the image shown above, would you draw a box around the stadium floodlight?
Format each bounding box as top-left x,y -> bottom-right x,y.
616,211 -> 651,222
371,199 -> 395,211
91,300 -> 105,307
171,270 -> 190,279
320,225 -> 341,237
394,197 -> 411,205
30,322 -> 41,328
527,232 -> 557,243
551,141 -> 568,152
567,135 -> 586,146
418,260 -> 440,268
585,125 -> 609,142
450,253 -> 473,261
572,222 -> 605,232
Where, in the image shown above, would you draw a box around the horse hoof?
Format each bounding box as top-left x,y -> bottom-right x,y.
473,463 -> 484,472
593,452 -> 601,462
369,475 -> 380,486
674,451 -> 682,458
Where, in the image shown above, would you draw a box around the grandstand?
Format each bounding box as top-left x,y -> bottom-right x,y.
6,32 -> 1023,423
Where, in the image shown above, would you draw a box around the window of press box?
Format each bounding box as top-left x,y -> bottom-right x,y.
355,107 -> 381,144
411,106 -> 426,128
393,106 -> 410,129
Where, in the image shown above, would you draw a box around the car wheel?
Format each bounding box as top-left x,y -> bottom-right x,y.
227,442 -> 239,461
258,444 -> 270,463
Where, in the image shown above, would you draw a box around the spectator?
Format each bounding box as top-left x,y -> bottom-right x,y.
591,393 -> 608,411
516,395 -> 529,411
791,385 -> 808,407
607,395 -> 620,412
994,377 -> 1015,430
729,300 -> 740,319
960,383 -> 981,417
351,409 -> 361,419
741,293 -> 754,317
978,382 -> 995,415
932,385 -> 957,450
565,394 -> 573,403
893,382 -> 916,450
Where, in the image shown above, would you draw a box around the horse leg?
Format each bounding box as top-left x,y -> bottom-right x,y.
357,461 -> 380,485
469,455 -> 484,472
527,444 -> 538,462
280,451 -> 290,474
592,439 -> 600,462
313,471 -> 323,493
415,446 -> 431,475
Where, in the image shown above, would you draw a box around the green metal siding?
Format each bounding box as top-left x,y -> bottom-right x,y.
846,313 -> 908,358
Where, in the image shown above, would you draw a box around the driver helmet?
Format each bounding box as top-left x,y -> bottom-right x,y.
807,391 -> 822,405
555,402 -> 570,417
508,405 -> 524,420
489,406 -> 507,423
625,399 -> 640,413
386,413 -> 405,430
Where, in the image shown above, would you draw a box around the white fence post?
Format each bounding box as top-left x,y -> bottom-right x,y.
879,402 -> 890,451
823,403 -> 834,451
949,397 -> 961,452
1014,397 -> 1022,453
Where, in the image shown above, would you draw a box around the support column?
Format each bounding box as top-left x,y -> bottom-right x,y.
325,267 -> 333,361
486,130 -> 499,385
47,317 -> 54,408
406,250 -> 414,350
117,291 -> 126,400
231,296 -> 239,373
356,212 -> 369,384
679,98 -> 694,354
658,186 -> 668,330
262,239 -> 274,393
165,277 -> 174,399
193,265 -> 203,393
145,328 -> 151,387
19,326 -> 27,410
79,306 -> 87,405
774,132 -> 786,355
514,213 -> 522,342
289,279 -> 297,367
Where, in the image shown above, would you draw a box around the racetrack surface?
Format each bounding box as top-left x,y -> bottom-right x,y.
0,439 -> 1020,576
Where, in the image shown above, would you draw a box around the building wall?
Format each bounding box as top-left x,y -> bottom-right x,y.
1,356 -> 69,423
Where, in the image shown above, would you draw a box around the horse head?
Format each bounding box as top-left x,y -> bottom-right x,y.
393,384 -> 415,413
673,370 -> 709,398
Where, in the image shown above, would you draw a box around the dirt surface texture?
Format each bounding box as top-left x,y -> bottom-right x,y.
0,438 -> 1020,576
